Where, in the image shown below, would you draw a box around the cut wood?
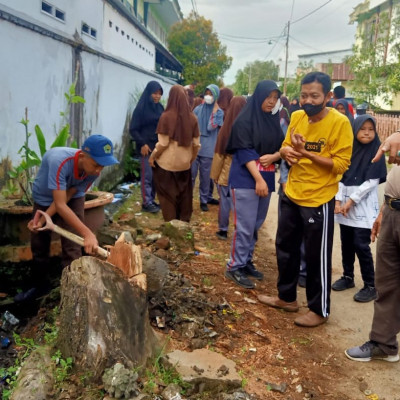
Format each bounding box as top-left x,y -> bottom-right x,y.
57,256 -> 159,381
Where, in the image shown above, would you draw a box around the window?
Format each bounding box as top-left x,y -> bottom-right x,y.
116,26 -> 119,32
55,9 -> 65,21
41,1 -> 52,14
90,28 -> 97,38
109,20 -> 113,28
41,1 -> 65,23
82,23 -> 90,34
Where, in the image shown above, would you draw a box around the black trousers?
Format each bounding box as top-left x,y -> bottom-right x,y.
276,195 -> 334,317
340,224 -> 375,287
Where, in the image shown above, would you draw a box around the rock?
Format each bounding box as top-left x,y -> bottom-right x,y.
359,381 -> 368,392
265,381 -> 287,393
97,226 -> 136,246
146,233 -> 162,242
161,383 -> 182,400
10,347 -> 54,400
190,338 -> 208,350
155,237 -> 170,250
102,363 -> 140,399
141,250 -> 169,297
161,349 -> 241,395
162,220 -> 194,250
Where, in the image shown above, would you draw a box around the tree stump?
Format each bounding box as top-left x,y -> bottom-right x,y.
57,256 -> 159,381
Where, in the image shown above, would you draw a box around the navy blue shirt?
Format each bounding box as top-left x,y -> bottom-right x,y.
229,149 -> 275,192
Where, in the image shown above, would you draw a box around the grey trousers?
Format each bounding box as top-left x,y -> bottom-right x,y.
140,154 -> 156,206
191,156 -> 213,204
370,206 -> 400,355
226,188 -> 271,271
217,184 -> 231,232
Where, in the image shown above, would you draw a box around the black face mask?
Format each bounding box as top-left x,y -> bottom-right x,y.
302,101 -> 325,117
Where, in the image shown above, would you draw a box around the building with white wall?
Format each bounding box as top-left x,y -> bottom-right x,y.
0,0 -> 183,189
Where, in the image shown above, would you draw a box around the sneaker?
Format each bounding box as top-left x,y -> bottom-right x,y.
294,310 -> 328,327
298,275 -> 306,288
200,203 -> 209,212
207,198 -> 219,205
345,341 -> 400,362
354,286 -> 377,303
242,261 -> 264,280
257,295 -> 299,312
225,269 -> 255,289
216,230 -> 228,240
142,203 -> 160,213
332,276 -> 355,291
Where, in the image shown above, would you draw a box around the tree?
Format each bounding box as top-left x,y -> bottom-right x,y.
347,10 -> 400,107
167,13 -> 232,93
232,60 -> 279,95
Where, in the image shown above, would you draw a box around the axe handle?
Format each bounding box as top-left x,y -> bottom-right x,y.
52,224 -> 109,258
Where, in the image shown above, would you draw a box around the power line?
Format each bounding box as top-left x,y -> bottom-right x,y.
291,0 -> 332,25
289,35 -> 322,52
217,32 -> 283,41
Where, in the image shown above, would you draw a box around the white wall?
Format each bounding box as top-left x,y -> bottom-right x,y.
103,2 -> 155,71
0,2 -> 174,188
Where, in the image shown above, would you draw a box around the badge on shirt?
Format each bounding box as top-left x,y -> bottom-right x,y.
304,138 -> 326,153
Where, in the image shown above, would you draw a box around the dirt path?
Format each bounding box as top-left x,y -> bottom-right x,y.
260,191 -> 400,400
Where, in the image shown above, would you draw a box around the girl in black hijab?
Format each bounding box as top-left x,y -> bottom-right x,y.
129,81 -> 164,213
335,99 -> 354,124
225,80 -> 283,289
333,114 -> 387,302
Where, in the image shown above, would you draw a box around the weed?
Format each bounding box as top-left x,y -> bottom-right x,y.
290,336 -> 313,346
51,349 -> 73,383
202,277 -> 213,287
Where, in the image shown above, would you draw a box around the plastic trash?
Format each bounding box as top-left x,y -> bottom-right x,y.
1,337 -> 10,349
2,311 -> 19,326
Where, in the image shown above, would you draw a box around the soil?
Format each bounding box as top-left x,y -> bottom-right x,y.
1,183 -> 399,400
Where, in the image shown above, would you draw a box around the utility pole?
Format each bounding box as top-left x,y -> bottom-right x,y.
283,20 -> 290,96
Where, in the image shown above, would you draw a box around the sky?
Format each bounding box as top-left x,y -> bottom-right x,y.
178,0 -> 360,84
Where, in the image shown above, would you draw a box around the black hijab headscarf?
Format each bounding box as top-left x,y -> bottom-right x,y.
335,99 -> 354,124
341,114 -> 386,186
129,81 -> 164,149
132,81 -> 164,125
226,80 -> 283,156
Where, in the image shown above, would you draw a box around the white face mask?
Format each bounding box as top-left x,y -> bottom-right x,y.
271,98 -> 281,115
204,95 -> 214,105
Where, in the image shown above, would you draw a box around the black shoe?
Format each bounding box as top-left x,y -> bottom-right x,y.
242,261 -> 264,280
332,276 -> 355,291
298,275 -> 306,288
225,269 -> 255,289
354,286 -> 377,303
216,230 -> 227,240
142,203 -> 160,213
207,198 -> 219,205
200,203 -> 209,212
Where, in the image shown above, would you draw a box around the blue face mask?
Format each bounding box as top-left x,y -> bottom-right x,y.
302,101 -> 325,117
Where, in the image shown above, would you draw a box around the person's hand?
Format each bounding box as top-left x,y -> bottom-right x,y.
27,216 -> 45,232
259,154 -> 275,168
280,146 -> 302,166
372,131 -> 400,164
334,201 -> 341,214
281,182 -> 287,194
148,156 -> 155,167
83,231 -> 99,255
255,179 -> 269,197
141,144 -> 151,157
212,102 -> 220,114
371,211 -> 383,242
341,199 -> 354,217
290,129 -> 306,153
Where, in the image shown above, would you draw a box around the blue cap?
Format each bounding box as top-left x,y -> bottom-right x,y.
81,135 -> 119,166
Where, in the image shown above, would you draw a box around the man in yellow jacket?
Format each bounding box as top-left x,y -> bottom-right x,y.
258,72 -> 353,327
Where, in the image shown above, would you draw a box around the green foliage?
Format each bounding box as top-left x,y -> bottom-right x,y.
232,60 -> 279,95
3,78 -> 83,204
347,11 -> 400,106
167,12 -> 232,93
143,338 -> 191,395
51,349 -> 74,383
124,142 -> 140,180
